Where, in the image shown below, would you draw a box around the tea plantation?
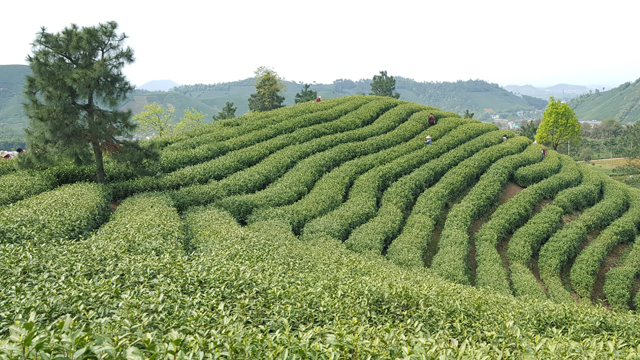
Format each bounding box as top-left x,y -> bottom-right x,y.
3,95 -> 640,358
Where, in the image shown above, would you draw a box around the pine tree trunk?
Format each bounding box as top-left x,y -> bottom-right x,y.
92,140 -> 105,183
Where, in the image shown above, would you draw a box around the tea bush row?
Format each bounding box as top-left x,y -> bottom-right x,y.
571,188 -> 640,300
157,97 -> 372,173
0,182 -> 111,244
248,116 -> 471,234
218,103 -> 429,221
89,192 -> 184,256
351,135 -> 527,262
342,130 -> 511,256
428,142 -> 540,285
301,121 -> 496,241
474,154 -> 581,295
604,232 -> 640,310
507,165 -> 604,299
539,179 -> 629,303
3,205 -> 640,357
170,99 -> 410,211
384,136 -> 530,269
151,96 -> 359,149
114,99 -> 398,200
513,150 -> 561,187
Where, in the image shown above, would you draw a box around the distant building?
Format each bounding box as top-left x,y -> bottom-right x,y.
579,120 -> 602,127
491,114 -> 500,120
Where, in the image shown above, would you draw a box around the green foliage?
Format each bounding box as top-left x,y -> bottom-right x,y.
171,98 -> 400,211
0,171 -> 56,206
475,154 -> 581,295
174,107 -> 205,133
23,21 -> 136,183
370,70 -> 400,99
535,97 -> 581,151
514,150 -> 560,187
132,102 -> 175,136
539,179 -> 628,302
218,103 -> 426,221
211,101 -> 237,121
580,147 -> 594,162
303,120 -> 493,242
428,139 -> 537,285
0,182 -> 110,244
463,109 -> 474,118
294,84 -> 317,104
248,66 -> 286,112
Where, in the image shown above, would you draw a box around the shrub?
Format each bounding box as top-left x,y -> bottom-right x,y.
0,182 -> 111,244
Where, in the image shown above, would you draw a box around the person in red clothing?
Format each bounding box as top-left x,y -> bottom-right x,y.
542,148 -> 546,159
315,95 -> 321,102
428,113 -> 435,125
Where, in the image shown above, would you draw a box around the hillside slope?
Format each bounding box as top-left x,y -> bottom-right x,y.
570,78 -> 640,123
2,95 -> 640,356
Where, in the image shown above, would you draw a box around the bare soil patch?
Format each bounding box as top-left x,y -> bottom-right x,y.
467,240 -> 477,286
498,183 -> 524,205
110,201 -> 119,212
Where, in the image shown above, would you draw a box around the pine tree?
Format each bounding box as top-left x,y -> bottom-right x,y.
370,71 -> 400,99
212,102 -> 237,120
23,21 -> 139,183
295,84 -> 317,103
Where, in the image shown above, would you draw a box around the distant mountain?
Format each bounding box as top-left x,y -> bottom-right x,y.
504,84 -> 592,100
0,65 -> 31,140
137,80 -> 180,92
172,77 -> 538,117
0,64 -> 559,142
569,78 -> 640,123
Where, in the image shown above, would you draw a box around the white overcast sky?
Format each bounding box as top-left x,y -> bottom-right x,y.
2,0 -> 638,88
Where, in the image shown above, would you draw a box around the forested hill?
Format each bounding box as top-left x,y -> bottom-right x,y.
0,65 -> 31,142
1,65 -> 544,142
569,78 -> 640,123
171,77 -> 545,115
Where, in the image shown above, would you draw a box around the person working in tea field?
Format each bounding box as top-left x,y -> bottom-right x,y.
503,135 -> 508,142
542,147 -> 546,159
428,113 -> 435,125
425,135 -> 432,145
315,95 -> 321,102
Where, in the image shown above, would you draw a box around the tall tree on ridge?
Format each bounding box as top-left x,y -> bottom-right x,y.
248,66 -> 286,112
23,21 -> 140,183
535,97 -> 580,151
370,70 -> 400,99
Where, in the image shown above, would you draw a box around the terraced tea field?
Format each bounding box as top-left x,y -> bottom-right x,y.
2,95 -> 640,358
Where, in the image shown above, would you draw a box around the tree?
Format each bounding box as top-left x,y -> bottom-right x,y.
620,123 -> 640,165
212,102 -> 237,120
23,21 -> 140,183
248,66 -> 286,112
580,148 -> 594,163
535,97 -> 580,151
600,118 -> 623,139
132,102 -> 174,136
520,120 -> 538,141
463,110 -> 474,119
175,108 -> 205,132
370,71 -> 400,99
295,84 -> 317,104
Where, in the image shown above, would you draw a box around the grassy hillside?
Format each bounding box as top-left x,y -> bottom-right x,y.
570,78 -> 640,123
3,95 -> 640,356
